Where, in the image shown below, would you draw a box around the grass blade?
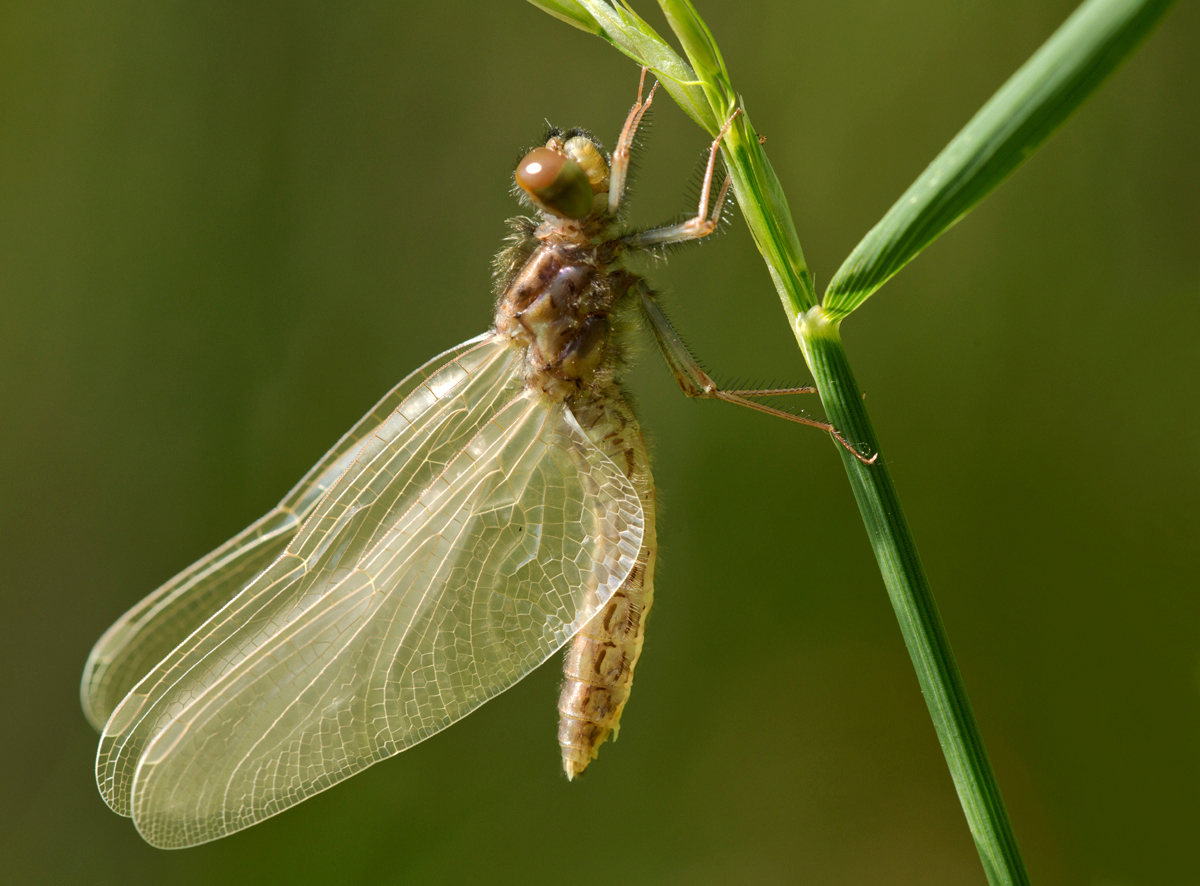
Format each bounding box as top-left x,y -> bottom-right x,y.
571,0 -> 718,133
524,0 -> 603,34
823,0 -> 1177,320
527,2 -> 1177,882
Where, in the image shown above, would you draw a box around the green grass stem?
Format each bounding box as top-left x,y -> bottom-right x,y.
799,311 -> 1029,885
526,1 -> 1178,882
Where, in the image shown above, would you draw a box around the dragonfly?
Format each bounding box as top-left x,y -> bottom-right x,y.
82,70 -> 873,850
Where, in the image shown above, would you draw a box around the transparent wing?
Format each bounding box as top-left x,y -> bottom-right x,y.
97,333 -> 521,814
81,333 -> 495,732
126,393 -> 643,848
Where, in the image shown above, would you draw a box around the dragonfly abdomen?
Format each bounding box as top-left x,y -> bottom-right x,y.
558,395 -> 657,779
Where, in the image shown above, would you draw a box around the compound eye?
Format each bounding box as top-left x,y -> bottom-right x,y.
515,147 -> 595,220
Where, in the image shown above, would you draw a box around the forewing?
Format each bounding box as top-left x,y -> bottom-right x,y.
127,394 -> 643,848
97,334 -> 520,814
81,334 -> 495,732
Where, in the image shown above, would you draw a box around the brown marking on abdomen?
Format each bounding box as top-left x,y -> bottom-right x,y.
558,392 -> 657,779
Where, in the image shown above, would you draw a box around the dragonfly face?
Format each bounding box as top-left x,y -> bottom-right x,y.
82,72 -> 852,849
514,132 -> 610,220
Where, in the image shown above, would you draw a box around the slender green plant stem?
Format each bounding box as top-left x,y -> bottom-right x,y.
799,311 -> 1028,886
527,2 -> 1175,882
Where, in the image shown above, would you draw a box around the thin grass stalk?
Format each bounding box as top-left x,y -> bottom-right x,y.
526,2 -> 1175,883
646,8 -> 1032,878
799,311 -> 1029,886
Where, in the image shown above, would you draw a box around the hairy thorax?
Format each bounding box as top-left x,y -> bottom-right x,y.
494,218 -> 628,404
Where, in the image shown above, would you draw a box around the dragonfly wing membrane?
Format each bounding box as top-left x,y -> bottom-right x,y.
98,335 -> 521,815
127,393 -> 643,848
81,514 -> 294,733
81,333 -> 496,732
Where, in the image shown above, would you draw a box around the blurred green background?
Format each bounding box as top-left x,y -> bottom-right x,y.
2,1 -> 1196,883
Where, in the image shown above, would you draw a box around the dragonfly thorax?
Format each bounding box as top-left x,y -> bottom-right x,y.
495,237 -> 625,403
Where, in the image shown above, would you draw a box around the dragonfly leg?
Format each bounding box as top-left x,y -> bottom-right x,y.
621,109 -> 741,249
608,68 -> 659,215
636,284 -> 877,464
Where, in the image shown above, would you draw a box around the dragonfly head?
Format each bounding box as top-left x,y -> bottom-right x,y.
515,128 -> 609,221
